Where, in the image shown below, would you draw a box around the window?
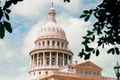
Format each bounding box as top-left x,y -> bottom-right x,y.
64,55 -> 67,65
39,42 -> 41,46
46,57 -> 49,65
47,41 -> 50,46
46,53 -> 50,65
39,72 -> 41,75
34,54 -> 37,65
38,54 -> 41,65
58,53 -> 63,66
45,71 -> 48,74
51,57 -> 56,65
31,55 -> 33,60
57,41 -> 60,47
52,41 -> 55,46
42,41 -> 45,46
61,42 -> 64,48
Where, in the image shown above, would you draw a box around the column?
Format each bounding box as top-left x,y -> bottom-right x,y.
67,55 -> 69,65
56,52 -> 58,66
39,54 -> 41,66
41,54 -> 43,66
63,53 -> 64,66
37,54 -> 39,67
70,56 -> 72,64
31,55 -> 33,68
43,52 -> 45,66
34,54 -> 37,67
50,52 -> 52,66
33,55 -> 35,68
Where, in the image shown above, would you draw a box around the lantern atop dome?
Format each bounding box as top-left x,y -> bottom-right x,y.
35,0 -> 67,44
48,0 -> 56,22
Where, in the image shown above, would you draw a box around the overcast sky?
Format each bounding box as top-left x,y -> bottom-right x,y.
0,0 -> 120,80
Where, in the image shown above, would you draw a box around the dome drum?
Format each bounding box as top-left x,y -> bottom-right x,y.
34,38 -> 69,50
30,49 -> 73,70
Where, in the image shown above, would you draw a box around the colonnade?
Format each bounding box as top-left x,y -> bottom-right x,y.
31,52 -> 72,68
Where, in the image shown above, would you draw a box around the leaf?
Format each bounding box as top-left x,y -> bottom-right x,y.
85,45 -> 94,52
91,35 -> 95,41
98,40 -> 103,46
115,47 -> 119,55
5,9 -> 11,14
84,53 -> 91,60
64,0 -> 70,2
3,1 -> 12,9
17,0 -> 23,1
96,49 -> 100,56
87,30 -> 94,36
5,13 -> 10,20
85,15 -> 90,21
12,1 -> 18,4
0,8 -> 3,20
92,50 -> 95,54
107,48 -> 115,54
79,49 -> 84,58
84,10 -> 90,14
80,14 -> 87,18
0,23 -> 5,39
4,21 -> 12,33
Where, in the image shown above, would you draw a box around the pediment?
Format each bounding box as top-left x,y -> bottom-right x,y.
74,61 -> 102,71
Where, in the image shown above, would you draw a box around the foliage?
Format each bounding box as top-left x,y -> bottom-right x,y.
0,0 -> 23,39
78,0 -> 120,60
64,0 -> 70,2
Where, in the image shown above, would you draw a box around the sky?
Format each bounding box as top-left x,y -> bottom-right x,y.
0,0 -> 120,80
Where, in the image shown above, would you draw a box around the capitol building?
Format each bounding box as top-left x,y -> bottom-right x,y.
28,2 -> 115,80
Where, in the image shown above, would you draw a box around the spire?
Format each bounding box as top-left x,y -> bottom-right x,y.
51,0 -> 54,8
48,0 -> 56,22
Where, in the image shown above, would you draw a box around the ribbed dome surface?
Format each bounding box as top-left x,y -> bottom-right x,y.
36,7 -> 66,40
39,21 -> 66,40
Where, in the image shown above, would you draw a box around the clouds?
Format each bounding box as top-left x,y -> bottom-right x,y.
0,0 -> 119,80
0,39 -> 29,80
12,0 -> 47,16
11,0 -> 81,17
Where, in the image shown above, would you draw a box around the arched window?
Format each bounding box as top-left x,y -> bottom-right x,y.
46,53 -> 50,65
61,42 -> 64,48
42,41 -> 45,46
39,72 -> 41,75
34,54 -> 37,65
52,41 -> 55,46
58,53 -> 63,66
47,40 -> 50,46
57,41 -> 60,47
31,55 -> 33,60
39,42 -> 41,46
64,55 -> 67,65
45,71 -> 48,74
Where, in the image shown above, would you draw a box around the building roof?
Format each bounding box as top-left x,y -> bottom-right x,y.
40,71 -> 101,80
71,61 -> 102,72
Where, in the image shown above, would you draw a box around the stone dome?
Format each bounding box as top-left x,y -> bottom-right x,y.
39,21 -> 66,40
36,7 -> 66,41
29,3 -> 73,80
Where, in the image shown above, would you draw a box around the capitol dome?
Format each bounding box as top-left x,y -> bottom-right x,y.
29,2 -> 73,80
35,7 -> 68,49
35,7 -> 66,41
39,21 -> 66,40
